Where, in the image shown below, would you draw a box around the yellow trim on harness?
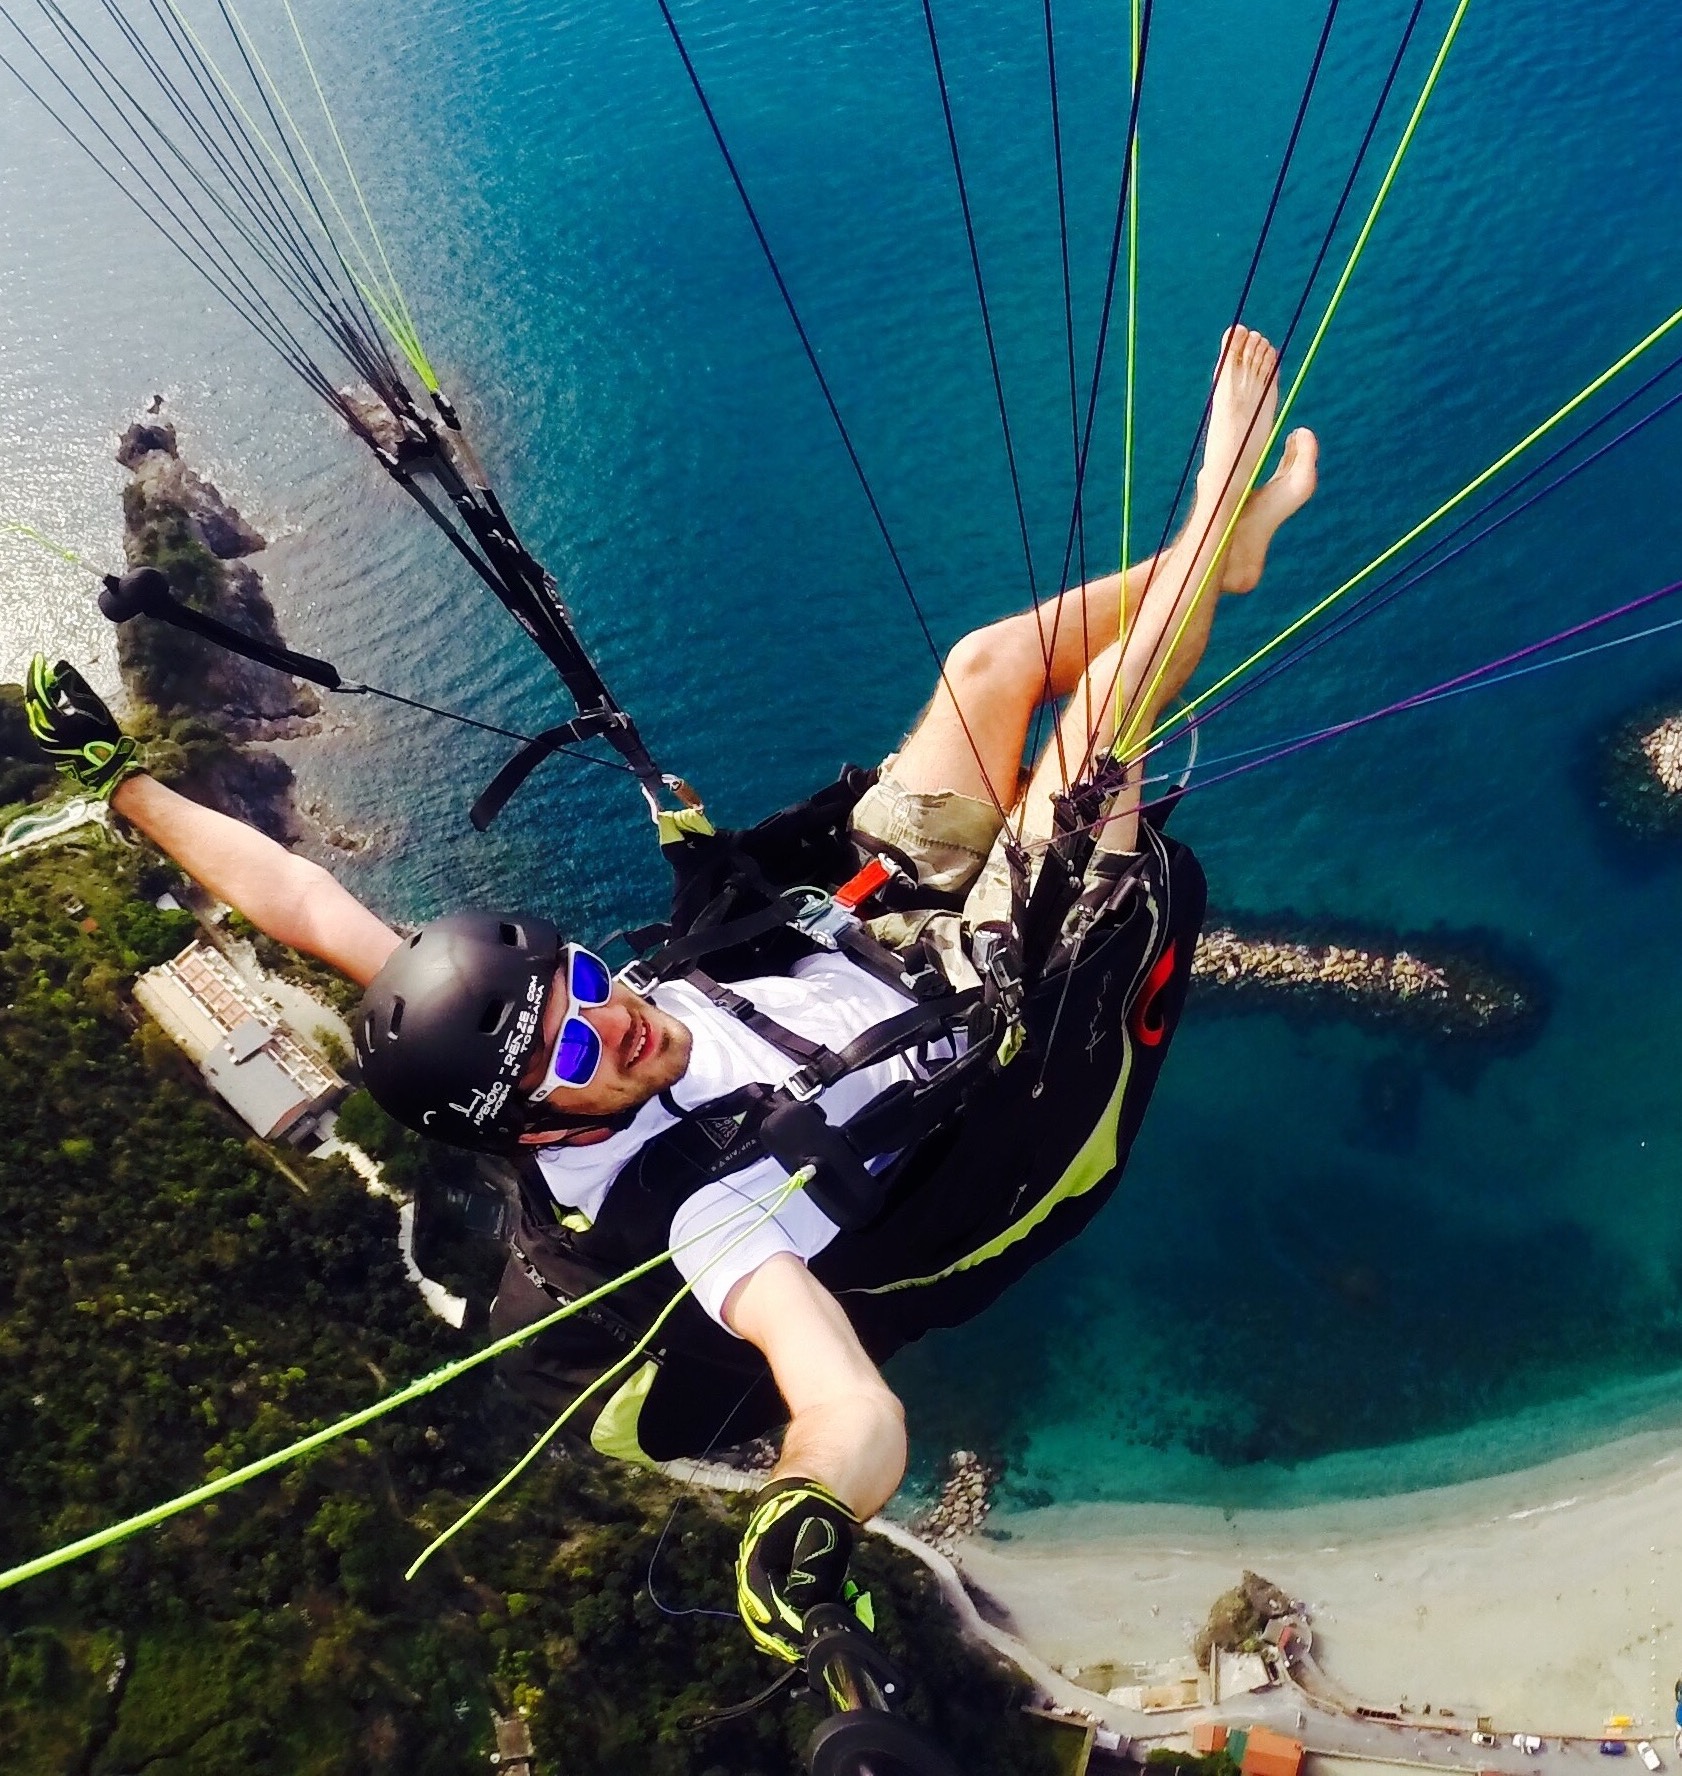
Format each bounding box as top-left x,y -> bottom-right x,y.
656,806 -> 717,845
858,1028 -> 1134,1295
588,1359 -> 661,1466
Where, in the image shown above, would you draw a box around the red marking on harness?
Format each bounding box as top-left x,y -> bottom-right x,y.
835,855 -> 894,911
1130,940 -> 1179,1047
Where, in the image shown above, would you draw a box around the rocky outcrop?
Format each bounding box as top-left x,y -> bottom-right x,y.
115,418 -> 177,469
120,420 -> 268,560
1191,917 -> 1544,1046
115,411 -> 317,839
336,385 -> 411,457
1641,713 -> 1682,792
1192,1570 -> 1296,1669
1598,698 -> 1682,838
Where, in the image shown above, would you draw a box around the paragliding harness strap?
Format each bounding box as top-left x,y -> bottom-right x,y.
610,866 -> 993,1231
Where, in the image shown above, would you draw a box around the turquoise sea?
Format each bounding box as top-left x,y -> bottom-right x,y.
3,0 -> 1682,1510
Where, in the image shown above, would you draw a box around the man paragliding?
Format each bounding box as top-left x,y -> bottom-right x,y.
26,326 -> 1315,1667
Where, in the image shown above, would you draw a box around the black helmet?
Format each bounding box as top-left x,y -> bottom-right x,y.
356,911 -> 562,1151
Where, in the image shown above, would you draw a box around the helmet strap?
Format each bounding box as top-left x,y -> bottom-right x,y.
516,1103 -> 639,1142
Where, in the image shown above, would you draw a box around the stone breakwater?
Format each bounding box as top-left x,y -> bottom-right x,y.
1190,919 -> 1542,1044
916,1450 -> 998,1551
1599,698 -> 1682,838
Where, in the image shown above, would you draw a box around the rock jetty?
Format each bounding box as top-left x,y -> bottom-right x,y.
916,1450 -> 998,1551
1191,917 -> 1543,1045
115,413 -> 317,841
1598,697 -> 1682,838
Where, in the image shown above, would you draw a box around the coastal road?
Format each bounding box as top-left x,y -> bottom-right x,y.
1158,1656 -> 1667,1776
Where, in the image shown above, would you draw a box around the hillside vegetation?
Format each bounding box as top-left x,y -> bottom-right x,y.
0,822 -> 1051,1775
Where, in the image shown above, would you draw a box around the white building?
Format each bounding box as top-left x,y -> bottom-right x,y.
134,939 -> 343,1142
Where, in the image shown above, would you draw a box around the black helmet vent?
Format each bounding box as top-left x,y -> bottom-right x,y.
387,998 -> 404,1035
498,922 -> 520,946
477,998 -> 510,1035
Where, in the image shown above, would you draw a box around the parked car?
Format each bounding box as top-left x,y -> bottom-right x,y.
1513,1735 -> 1545,1754
1473,1733 -> 1499,1748
1637,1742 -> 1662,1772
1602,1742 -> 1629,1757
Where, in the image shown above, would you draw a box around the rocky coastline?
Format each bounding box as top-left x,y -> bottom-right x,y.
1190,915 -> 1545,1047
114,412 -> 317,841
1597,695 -> 1682,838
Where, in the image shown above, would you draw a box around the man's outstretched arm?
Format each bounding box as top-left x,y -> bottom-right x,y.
26,655 -> 398,985
724,1253 -> 907,1662
114,774 -> 400,986
726,1252 -> 907,1515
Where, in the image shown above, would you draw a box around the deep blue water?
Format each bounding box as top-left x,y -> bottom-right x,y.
3,0 -> 1682,1507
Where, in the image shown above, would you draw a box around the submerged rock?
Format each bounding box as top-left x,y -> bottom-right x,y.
1598,697 -> 1682,838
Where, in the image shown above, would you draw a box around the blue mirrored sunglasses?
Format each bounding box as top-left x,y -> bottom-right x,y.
528,944 -> 614,1101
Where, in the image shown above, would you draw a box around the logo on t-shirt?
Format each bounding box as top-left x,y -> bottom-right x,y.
695,1110 -> 748,1151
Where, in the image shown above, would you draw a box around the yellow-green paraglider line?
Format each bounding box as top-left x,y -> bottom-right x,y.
0,519 -> 102,578
403,1168 -> 811,1580
276,0 -> 429,369
1115,0 -> 1473,762
155,0 -> 438,393
216,0 -> 435,386
0,1172 -> 805,1595
1140,291 -> 1682,755
1114,0 -> 1142,733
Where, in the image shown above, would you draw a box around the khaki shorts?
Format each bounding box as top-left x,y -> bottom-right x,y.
848,758 -> 1016,989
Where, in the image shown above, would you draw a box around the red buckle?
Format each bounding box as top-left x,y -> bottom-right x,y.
834,855 -> 895,912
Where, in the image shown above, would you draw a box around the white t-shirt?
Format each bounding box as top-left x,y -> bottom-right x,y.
534,953 -> 950,1331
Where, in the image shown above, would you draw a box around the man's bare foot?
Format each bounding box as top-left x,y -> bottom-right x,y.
1195,325 -> 1279,533
1221,426 -> 1319,593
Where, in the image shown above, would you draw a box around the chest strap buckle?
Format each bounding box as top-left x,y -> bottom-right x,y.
783,1066 -> 824,1104
617,959 -> 659,996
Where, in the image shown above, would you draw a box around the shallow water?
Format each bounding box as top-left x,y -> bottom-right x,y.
2,0 -> 1681,1508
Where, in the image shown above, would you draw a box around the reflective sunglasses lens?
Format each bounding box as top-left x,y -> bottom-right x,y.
550,1017 -> 602,1089
568,947 -> 612,1007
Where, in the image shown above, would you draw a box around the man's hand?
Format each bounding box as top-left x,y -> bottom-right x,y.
24,655 -> 142,800
736,1477 -> 860,1663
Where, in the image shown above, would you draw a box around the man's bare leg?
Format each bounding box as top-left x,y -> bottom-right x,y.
1223,425 -> 1318,594
887,545 -> 1186,812
888,329 -> 1315,816
1017,327 -> 1317,853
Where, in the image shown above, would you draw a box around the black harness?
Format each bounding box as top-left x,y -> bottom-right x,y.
491,765 -> 1203,1462
608,948 -> 984,1235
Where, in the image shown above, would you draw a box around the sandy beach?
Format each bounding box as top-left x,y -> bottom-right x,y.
957,1430 -> 1682,1740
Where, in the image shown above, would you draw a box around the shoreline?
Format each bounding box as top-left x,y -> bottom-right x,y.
953,1426 -> 1682,1740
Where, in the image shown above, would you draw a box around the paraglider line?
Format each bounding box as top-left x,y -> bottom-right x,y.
651,0 -> 1014,821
